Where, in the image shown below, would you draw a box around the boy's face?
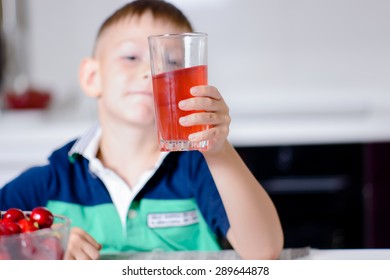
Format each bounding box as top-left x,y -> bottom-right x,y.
92,12 -> 188,127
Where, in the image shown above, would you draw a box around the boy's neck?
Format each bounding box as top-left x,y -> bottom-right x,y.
96,121 -> 161,188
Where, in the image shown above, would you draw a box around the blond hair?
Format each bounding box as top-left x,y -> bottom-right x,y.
96,0 -> 193,42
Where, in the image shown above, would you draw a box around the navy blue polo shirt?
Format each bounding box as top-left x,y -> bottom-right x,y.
0,138 -> 230,252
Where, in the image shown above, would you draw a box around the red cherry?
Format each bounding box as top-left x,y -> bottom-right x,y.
0,223 -> 11,235
30,207 -> 54,229
0,220 -> 22,235
18,218 -> 39,233
3,208 -> 25,223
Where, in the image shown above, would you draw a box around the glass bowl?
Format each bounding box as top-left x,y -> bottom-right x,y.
0,212 -> 71,260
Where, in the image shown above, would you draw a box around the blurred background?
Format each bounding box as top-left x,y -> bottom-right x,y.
1,0 -> 390,250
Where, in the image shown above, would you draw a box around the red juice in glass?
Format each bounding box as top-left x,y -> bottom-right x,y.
152,65 -> 208,151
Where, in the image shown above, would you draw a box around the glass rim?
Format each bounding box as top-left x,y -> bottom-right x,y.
148,32 -> 207,40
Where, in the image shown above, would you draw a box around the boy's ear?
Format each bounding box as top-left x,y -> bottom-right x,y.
79,57 -> 101,98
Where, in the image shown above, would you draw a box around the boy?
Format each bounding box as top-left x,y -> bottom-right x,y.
0,0 -> 283,260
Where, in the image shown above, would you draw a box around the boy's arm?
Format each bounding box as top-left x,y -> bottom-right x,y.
203,141 -> 284,260
180,85 -> 283,259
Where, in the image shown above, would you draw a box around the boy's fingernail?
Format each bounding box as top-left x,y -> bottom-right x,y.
178,101 -> 186,109
190,87 -> 197,94
179,117 -> 187,125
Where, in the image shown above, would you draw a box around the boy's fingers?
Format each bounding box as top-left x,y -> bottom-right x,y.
72,227 -> 102,249
65,227 -> 102,260
78,229 -> 102,250
180,111 -> 231,127
190,85 -> 222,100
188,125 -> 229,143
179,96 -> 227,112
80,243 -> 101,260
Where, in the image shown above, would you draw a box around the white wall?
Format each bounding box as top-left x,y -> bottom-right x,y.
6,0 -> 390,117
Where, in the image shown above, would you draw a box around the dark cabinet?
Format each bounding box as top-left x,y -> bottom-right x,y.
363,142 -> 390,248
236,142 -> 390,249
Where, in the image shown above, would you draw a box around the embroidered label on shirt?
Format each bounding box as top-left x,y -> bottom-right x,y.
147,210 -> 199,228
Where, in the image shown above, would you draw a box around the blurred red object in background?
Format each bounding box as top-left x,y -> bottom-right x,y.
4,88 -> 52,110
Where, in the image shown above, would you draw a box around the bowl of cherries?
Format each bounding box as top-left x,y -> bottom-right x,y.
0,207 -> 71,260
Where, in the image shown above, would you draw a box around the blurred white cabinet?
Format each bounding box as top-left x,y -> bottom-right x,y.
0,111 -> 91,186
2,106 -> 390,186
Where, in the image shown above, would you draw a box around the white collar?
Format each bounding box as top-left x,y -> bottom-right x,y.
68,123 -> 169,230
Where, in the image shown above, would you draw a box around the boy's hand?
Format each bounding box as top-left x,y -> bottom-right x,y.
178,85 -> 230,153
64,227 -> 102,260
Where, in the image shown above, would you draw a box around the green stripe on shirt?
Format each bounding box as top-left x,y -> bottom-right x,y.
47,198 -> 222,253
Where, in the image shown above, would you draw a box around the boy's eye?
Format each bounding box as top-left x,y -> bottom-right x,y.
125,56 -> 137,61
167,58 -> 178,66
168,57 -> 184,67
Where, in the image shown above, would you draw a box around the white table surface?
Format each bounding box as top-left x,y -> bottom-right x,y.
99,248 -> 390,260
307,249 -> 390,260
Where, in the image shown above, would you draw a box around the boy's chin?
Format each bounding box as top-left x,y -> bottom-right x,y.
125,114 -> 155,127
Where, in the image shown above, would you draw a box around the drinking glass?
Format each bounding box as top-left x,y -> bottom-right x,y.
148,32 -> 208,151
